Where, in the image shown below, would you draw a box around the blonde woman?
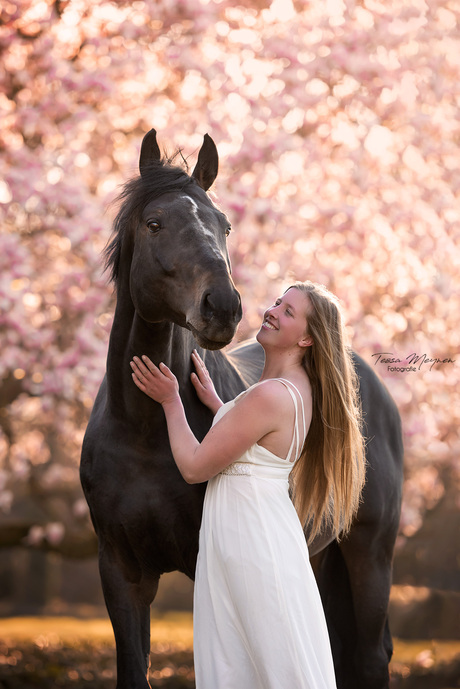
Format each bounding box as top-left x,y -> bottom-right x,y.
131,281 -> 366,689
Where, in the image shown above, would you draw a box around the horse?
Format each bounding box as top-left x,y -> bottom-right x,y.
80,129 -> 404,689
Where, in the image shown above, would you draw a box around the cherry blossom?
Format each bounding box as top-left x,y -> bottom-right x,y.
0,0 -> 458,550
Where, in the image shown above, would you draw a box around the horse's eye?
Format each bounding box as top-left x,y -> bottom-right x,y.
147,221 -> 160,233
225,227 -> 231,237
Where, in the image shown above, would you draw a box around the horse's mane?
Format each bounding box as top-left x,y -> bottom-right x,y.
104,154 -> 198,283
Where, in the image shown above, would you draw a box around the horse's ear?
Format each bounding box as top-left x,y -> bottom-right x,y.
139,128 -> 161,176
192,134 -> 219,191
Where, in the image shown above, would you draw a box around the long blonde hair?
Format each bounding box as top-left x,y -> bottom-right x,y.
289,281 -> 366,543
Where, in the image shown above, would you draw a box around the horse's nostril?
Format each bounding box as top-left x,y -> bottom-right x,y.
200,289 -> 241,322
201,291 -> 214,319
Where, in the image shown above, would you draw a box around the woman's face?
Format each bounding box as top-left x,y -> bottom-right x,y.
256,288 -> 312,351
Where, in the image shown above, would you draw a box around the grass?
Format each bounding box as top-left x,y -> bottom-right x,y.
0,614 -> 194,688
0,613 -> 193,647
0,615 -> 459,688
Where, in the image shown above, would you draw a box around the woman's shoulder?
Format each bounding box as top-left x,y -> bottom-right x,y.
253,377 -> 313,419
235,378 -> 297,408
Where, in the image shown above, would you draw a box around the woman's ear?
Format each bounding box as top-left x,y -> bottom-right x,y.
298,335 -> 313,348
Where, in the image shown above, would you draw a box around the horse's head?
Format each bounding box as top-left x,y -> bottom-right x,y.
107,129 -> 242,350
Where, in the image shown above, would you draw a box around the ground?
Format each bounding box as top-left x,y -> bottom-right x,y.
0,615 -> 459,689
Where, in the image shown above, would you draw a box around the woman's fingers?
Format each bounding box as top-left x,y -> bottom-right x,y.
141,355 -> 158,374
158,361 -> 175,380
191,371 -> 204,390
131,356 -> 175,380
132,372 -> 146,390
191,349 -> 209,384
191,349 -> 203,364
192,350 -> 206,370
131,356 -> 152,376
130,360 -> 143,380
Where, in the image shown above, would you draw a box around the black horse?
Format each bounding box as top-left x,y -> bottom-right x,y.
81,129 -> 404,689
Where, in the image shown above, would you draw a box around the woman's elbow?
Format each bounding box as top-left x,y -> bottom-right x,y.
181,469 -> 205,485
180,452 -> 208,484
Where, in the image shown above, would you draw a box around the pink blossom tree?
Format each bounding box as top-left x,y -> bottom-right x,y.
0,0 -> 458,552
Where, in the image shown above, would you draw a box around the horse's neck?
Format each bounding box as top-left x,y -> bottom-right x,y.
105,295 -> 193,422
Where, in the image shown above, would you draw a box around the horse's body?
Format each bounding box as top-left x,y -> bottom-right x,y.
81,130 -> 403,689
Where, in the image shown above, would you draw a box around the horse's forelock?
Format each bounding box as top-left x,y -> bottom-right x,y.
104,157 -> 197,284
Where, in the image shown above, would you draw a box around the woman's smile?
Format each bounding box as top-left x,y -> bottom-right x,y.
262,318 -> 277,330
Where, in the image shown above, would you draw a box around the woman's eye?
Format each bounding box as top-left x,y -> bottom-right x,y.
147,221 -> 160,233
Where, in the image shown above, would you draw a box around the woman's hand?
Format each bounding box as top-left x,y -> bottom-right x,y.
191,349 -> 223,415
131,355 -> 179,405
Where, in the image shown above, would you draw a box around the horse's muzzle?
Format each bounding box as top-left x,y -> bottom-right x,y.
186,285 -> 242,350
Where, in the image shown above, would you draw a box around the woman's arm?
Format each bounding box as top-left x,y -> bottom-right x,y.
130,356 -> 285,484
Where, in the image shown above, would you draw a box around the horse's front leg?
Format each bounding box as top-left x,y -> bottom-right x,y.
339,521 -> 396,689
99,541 -> 159,689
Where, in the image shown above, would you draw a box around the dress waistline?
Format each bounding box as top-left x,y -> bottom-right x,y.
220,462 -> 290,479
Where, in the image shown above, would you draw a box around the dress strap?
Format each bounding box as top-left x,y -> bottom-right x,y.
275,378 -> 307,463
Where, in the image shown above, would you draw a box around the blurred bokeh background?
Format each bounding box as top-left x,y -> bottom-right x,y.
0,0 -> 459,686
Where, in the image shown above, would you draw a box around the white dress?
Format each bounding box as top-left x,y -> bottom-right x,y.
193,379 -> 337,689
